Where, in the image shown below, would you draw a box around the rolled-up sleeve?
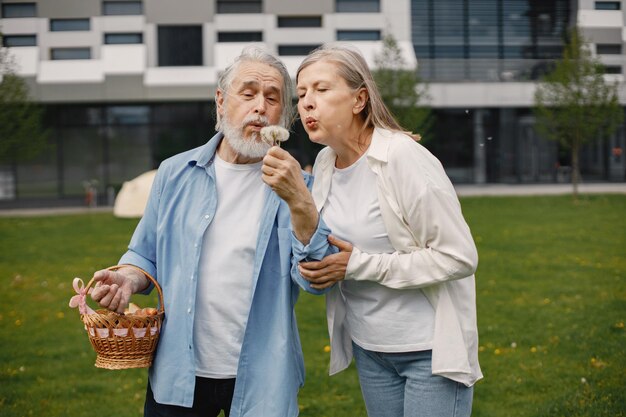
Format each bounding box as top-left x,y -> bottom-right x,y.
290,216 -> 336,295
118,167 -> 163,293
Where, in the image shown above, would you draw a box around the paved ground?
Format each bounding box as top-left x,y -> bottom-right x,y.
0,183 -> 625,217
453,182 -> 626,197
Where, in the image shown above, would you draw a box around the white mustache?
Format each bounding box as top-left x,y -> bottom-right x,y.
242,114 -> 269,128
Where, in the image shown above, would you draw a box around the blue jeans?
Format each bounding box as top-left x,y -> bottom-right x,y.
352,343 -> 473,417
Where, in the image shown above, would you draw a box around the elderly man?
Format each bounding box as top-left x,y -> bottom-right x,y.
89,47 -> 327,417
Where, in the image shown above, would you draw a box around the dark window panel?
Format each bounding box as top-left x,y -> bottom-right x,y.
1,2 -> 36,18
102,1 -> 143,15
50,19 -> 91,31
106,106 -> 150,125
594,1 -> 621,10
433,45 -> 465,58
337,30 -> 381,41
51,48 -> 91,60
603,65 -> 622,74
596,44 -> 622,55
2,35 -> 37,47
413,45 -> 430,58
217,31 -> 263,42
278,45 -> 321,56
104,33 -> 143,44
468,45 -> 499,58
216,0 -> 262,13
277,16 -> 322,27
336,0 -> 380,13
158,26 -> 203,66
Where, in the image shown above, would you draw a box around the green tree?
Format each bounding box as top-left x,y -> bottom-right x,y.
534,27 -> 623,197
373,33 -> 432,141
0,33 -> 48,165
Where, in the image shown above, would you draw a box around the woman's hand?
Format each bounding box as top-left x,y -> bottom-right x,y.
299,235 -> 353,289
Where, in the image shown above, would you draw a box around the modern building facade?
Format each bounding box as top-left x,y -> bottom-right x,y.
0,0 -> 625,206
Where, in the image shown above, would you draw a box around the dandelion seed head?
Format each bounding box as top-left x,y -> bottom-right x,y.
260,126 -> 289,146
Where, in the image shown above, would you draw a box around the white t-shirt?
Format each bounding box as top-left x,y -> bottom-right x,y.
193,154 -> 266,378
322,152 -> 435,352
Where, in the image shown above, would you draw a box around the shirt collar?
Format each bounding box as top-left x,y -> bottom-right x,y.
187,131 -> 224,168
366,127 -> 391,164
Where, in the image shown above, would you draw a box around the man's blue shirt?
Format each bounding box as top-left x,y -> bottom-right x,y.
119,133 -> 330,416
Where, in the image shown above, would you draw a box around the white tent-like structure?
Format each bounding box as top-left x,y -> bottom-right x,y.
113,170 -> 157,218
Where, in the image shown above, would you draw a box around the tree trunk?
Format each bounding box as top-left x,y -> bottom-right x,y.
571,141 -> 580,199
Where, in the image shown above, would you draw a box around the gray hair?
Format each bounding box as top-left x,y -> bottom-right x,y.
296,43 -> 412,138
215,46 -> 294,130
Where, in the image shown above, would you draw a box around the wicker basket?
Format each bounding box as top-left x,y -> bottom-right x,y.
79,265 -> 164,370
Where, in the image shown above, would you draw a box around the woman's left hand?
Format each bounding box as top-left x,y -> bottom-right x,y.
299,235 -> 353,289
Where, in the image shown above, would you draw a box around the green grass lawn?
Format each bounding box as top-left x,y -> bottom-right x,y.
1,194 -> 624,417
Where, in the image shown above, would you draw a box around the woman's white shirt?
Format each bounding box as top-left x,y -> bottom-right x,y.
322,152 -> 435,352
311,128 -> 483,387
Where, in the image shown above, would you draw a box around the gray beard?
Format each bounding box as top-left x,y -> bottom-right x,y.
221,114 -> 271,159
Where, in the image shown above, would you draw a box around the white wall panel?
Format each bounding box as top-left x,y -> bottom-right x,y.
38,60 -> 104,83
99,16 -> 145,32
346,41 -> 417,68
144,67 -> 217,86
578,10 -> 623,28
0,18 -> 39,34
5,47 -> 39,76
428,83 -> 537,107
102,45 -> 146,74
214,43 -> 269,71
269,28 -> 332,44
215,14 -> 272,30
382,0 -> 412,41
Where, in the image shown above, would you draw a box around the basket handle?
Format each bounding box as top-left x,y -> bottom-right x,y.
84,264 -> 164,314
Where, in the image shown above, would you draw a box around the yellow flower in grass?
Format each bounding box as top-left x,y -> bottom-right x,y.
323,345 -> 331,353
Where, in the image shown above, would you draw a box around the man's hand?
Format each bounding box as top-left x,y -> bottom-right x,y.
90,267 -> 148,314
261,146 -> 308,204
262,146 -> 318,244
298,235 -> 353,290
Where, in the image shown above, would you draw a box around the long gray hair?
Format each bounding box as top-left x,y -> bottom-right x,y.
296,43 -> 418,140
215,46 -> 294,130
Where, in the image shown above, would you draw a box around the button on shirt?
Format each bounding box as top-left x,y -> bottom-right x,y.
118,133 -> 332,416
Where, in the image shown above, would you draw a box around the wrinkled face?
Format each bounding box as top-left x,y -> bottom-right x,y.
296,60 -> 360,146
217,62 -> 284,157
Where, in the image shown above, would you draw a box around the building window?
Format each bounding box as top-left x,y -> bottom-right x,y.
217,0 -> 262,13
594,1 -> 621,10
50,19 -> 91,31
1,2 -> 36,18
336,0 -> 380,13
104,33 -> 143,44
217,31 -> 263,42
51,48 -> 91,60
596,44 -> 622,54
277,16 -> 322,28
337,30 -> 381,41
158,26 -> 203,66
2,34 -> 37,47
603,65 -> 622,74
278,44 -> 320,56
102,1 -> 143,15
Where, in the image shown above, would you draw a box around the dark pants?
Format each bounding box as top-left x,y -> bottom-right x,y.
144,377 -> 236,417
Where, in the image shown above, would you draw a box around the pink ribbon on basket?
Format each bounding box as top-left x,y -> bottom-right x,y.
68,278 -> 96,315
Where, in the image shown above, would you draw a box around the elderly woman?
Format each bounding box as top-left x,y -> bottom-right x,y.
291,44 -> 483,417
